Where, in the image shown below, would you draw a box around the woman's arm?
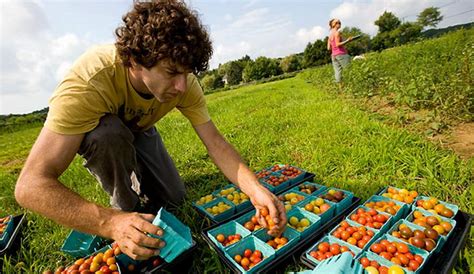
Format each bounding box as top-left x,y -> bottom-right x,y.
335,31 -> 352,47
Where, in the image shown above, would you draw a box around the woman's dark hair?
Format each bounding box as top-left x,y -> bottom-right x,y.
115,0 -> 212,73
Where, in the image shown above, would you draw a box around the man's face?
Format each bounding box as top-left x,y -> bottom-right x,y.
133,59 -> 190,102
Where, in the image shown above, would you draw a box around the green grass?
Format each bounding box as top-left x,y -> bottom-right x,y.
1,75 -> 472,273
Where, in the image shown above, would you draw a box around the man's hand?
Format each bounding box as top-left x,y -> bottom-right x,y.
107,211 -> 165,260
249,184 -> 287,236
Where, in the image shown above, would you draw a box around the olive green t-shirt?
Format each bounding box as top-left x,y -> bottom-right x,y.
45,44 -> 210,134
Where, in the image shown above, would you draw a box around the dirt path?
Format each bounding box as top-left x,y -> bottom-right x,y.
433,123 -> 474,160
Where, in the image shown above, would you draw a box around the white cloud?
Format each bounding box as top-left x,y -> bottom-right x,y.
0,1 -> 94,114
230,8 -> 269,29
330,0 -> 474,36
296,25 -> 326,43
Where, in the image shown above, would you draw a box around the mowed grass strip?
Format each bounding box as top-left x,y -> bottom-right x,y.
1,75 -> 472,273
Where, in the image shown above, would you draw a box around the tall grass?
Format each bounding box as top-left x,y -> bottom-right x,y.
301,28 -> 474,122
1,76 -> 472,273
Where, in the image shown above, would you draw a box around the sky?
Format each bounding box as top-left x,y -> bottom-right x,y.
1,0 -> 473,115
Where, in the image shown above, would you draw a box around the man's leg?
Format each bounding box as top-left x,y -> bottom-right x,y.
78,115 -> 140,211
133,126 -> 186,212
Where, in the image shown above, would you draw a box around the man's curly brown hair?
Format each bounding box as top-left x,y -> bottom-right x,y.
115,0 -> 212,73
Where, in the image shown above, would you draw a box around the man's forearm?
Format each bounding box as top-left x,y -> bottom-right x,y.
206,138 -> 260,195
15,175 -> 117,238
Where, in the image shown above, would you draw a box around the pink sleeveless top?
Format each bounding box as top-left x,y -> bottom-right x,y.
330,31 -> 348,56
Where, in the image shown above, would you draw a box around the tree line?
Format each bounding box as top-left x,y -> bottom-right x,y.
199,7 -> 444,92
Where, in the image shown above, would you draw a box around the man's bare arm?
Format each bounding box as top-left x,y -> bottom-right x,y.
15,127 -> 162,260
193,121 -> 287,235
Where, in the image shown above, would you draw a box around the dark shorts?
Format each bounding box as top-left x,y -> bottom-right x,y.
78,115 -> 185,213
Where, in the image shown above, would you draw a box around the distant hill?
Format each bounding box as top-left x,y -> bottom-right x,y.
0,107 -> 48,133
422,22 -> 474,38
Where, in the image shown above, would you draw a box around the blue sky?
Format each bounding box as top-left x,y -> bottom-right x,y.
1,0 -> 473,114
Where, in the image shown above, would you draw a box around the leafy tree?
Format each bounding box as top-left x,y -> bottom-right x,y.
340,27 -> 370,56
375,11 -> 401,33
417,7 -> 443,28
280,54 -> 301,73
242,57 -> 282,82
218,61 -> 244,86
393,22 -> 423,45
200,73 -> 224,91
370,31 -> 395,51
302,38 -> 331,68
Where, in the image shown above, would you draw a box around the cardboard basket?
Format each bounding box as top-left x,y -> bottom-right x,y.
363,195 -> 409,225
328,219 -> 381,251
207,220 -> 252,251
378,186 -> 417,205
151,208 -> 193,263
386,219 -> 443,256
318,188 -> 354,214
346,205 -> 393,234
291,181 -> 327,197
213,184 -> 252,212
253,225 -> 300,257
368,234 -> 430,274
259,172 -> 292,193
224,235 -> 276,274
405,207 -> 456,249
412,196 -> 458,219
298,196 -> 336,223
194,196 -> 236,223
278,189 -> 311,212
287,207 -> 321,238
60,230 -> 108,258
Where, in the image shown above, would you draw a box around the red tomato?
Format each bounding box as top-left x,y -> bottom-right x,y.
360,257 -> 370,268
318,242 -> 330,253
371,243 -> 382,254
253,250 -> 262,258
244,249 -> 252,258
329,243 -> 341,255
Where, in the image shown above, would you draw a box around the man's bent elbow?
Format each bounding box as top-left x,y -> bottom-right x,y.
15,176 -> 31,208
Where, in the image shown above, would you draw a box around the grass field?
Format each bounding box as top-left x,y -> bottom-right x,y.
1,74 -> 472,273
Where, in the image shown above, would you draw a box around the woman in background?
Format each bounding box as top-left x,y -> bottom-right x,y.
327,19 -> 353,84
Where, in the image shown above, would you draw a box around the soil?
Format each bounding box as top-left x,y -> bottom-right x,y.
431,123 -> 474,160
356,95 -> 474,160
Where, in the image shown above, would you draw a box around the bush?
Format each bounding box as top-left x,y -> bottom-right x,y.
301,28 -> 474,122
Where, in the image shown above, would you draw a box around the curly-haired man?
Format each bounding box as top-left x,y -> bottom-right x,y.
15,0 -> 287,260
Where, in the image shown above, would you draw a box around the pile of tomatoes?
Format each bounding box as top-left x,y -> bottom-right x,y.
266,236 -> 289,250
349,207 -> 389,229
365,200 -> 401,216
308,241 -> 355,262
381,187 -> 418,204
411,210 -> 453,235
262,174 -> 289,187
370,239 -> 424,271
298,184 -> 320,194
233,249 -> 264,270
331,220 -> 375,249
48,243 -> 123,274
216,233 -> 242,247
390,223 -> 439,252
278,165 -> 302,178
415,198 -> 454,218
359,257 -> 406,274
